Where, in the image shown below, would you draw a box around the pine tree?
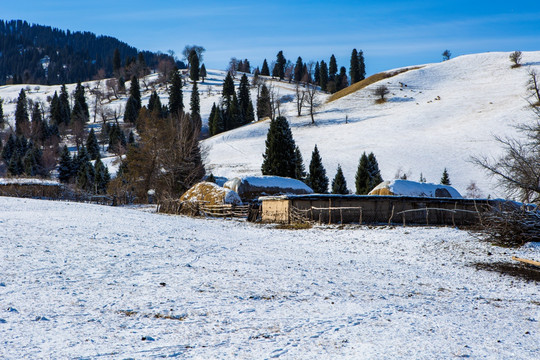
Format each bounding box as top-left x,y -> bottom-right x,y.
72,81 -> 89,123
148,91 -> 161,114
86,128 -> 100,160
190,81 -> 201,126
168,70 -> 183,115
189,50 -> 199,82
294,56 -> 304,83
319,60 -> 328,92
261,116 -> 297,177
200,64 -> 207,82
58,145 -> 73,183
245,101 -> 255,124
8,152 -> 24,176
257,84 -> 272,120
350,49 -> 361,84
261,59 -> 270,76
31,103 -> 44,141
307,145 -> 329,193
1,134 -> 16,163
332,164 -> 348,194
441,168 -> 451,185
294,146 -> 306,181
75,146 -> 95,191
23,145 -> 44,177
226,92 -> 241,130
366,152 -> 383,190
355,152 -> 370,194
15,89 -> 29,136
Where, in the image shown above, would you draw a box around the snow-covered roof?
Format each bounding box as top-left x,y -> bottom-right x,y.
0,178 -> 61,186
369,179 -> 462,198
224,176 -> 313,195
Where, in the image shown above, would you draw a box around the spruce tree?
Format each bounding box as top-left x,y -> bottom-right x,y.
245,101 -> 255,125
72,81 -> 89,123
358,49 -> 366,81
238,74 -> 251,124
261,59 -> 270,76
366,152 -> 383,190
350,49 -> 361,84
58,145 -> 73,183
276,51 -> 286,80
332,164 -> 348,194
294,146 -> 306,181
257,84 -> 272,120
329,55 -> 338,81
148,91 -> 161,114
168,70 -> 183,115
294,56 -> 304,83
0,97 -> 4,128
113,48 -> 121,76
190,81 -> 201,126
94,155 -> 110,194
189,49 -> 199,82
8,152 -> 24,176
226,92 -> 241,130
261,116 -> 297,178
441,168 -> 451,185
307,145 -> 329,193
129,76 -> 141,111
86,128 -> 100,160
355,152 -> 370,194
31,103 -> 44,141
222,72 -> 235,103
124,96 -> 139,123
314,62 -> 320,85
208,103 -> 217,136
200,64 -> 207,82
15,89 -> 29,136
1,134 -> 16,163
337,66 -> 349,91
23,145 -> 44,177
59,84 -> 71,126
319,60 -> 328,92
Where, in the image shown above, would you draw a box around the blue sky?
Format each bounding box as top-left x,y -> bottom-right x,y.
2,1 -> 539,75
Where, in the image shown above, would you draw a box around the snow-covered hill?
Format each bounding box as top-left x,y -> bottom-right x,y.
1,197 -> 538,358
204,51 -> 540,198
1,51 -> 539,197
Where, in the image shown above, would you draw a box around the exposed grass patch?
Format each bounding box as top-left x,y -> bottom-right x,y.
328,66 -> 423,103
474,262 -> 540,282
375,98 -> 386,104
275,222 -> 313,230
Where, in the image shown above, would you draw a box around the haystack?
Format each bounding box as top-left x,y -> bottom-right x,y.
368,179 -> 462,198
180,182 -> 242,205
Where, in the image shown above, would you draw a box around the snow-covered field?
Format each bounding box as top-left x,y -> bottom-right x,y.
1,197 -> 538,359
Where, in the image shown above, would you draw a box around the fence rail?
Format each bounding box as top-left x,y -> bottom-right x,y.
158,199 -> 250,219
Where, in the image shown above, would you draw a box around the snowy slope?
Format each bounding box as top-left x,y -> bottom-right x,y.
0,197 -> 538,359
203,52 -> 540,198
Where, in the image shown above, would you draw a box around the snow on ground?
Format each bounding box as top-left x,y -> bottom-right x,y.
0,197 -> 538,359
203,51 -> 540,199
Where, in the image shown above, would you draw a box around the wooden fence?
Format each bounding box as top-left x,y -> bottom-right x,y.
157,198 -> 250,219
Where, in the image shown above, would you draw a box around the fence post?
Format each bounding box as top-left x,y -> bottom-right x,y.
388,205 -> 395,225
426,207 -> 429,225
328,199 -> 332,225
359,207 -> 363,225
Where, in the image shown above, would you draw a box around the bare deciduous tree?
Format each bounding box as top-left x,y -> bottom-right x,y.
105,78 -> 119,101
509,51 -> 522,68
304,83 -> 319,124
528,69 -> 540,105
295,82 -> 305,116
374,85 -> 390,103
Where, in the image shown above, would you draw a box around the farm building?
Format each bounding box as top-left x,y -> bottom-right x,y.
260,194 -> 495,225
224,176 -> 313,202
368,179 -> 462,198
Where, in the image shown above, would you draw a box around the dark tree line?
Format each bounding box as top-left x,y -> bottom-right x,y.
0,19 -> 181,85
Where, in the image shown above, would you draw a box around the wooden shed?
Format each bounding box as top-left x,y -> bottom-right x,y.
261,194 -> 495,226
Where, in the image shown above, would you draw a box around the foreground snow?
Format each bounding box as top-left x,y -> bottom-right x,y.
0,197 -> 538,359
